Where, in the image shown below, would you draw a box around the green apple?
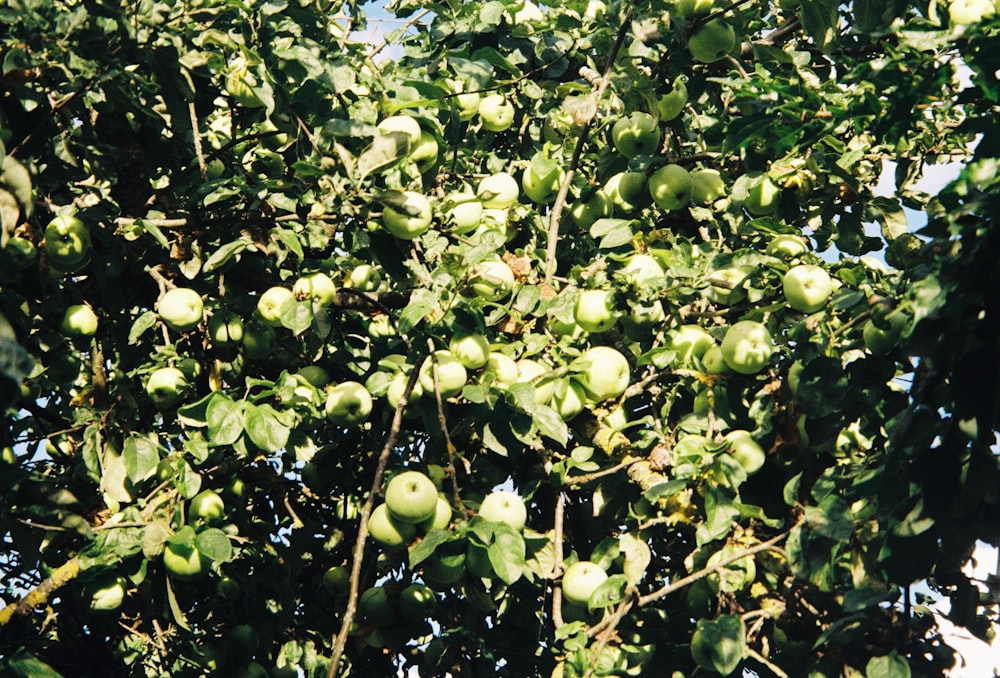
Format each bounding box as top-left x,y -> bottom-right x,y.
322,565 -> 350,595
949,0 -> 996,25
399,583 -> 437,620
702,344 -> 730,374
385,470 -> 439,524
486,351 -> 519,386
782,264 -> 833,313
688,20 -> 736,63
84,572 -> 128,612
448,79 -> 481,121
704,266 -> 751,305
295,365 -> 330,389
624,299 -> 666,332
621,253 -> 664,285
724,429 -> 766,475
386,370 -> 424,411
257,286 -> 295,327
368,502 -> 417,548
146,366 -> 189,408
449,333 -> 491,369
575,289 -> 619,333
383,191 -> 433,240
743,174 -> 781,216
367,313 -> 397,339
7,236 -> 38,269
766,234 -> 808,258
522,153 -> 566,204
293,271 -> 338,306
423,551 -> 466,587
863,312 -> 907,355
478,490 -> 527,530
603,171 -> 646,213
611,111 -> 662,158
571,190 -> 613,228
562,560 -> 608,607
44,215 -> 92,273
669,325 -> 715,366
476,172 -> 520,209
242,323 -> 275,359
348,263 -> 382,291
376,114 -> 422,145
657,75 -> 688,121
409,130 -> 439,172
159,288 -> 204,332
478,94 -> 516,131
189,489 -> 225,524
649,164 -> 693,211
676,0 -> 715,17
419,495 -> 454,532
469,259 -> 516,301
720,320 -> 774,375
707,545 -> 757,593
325,381 -> 373,425
163,541 -> 207,580
418,350 -> 468,398
690,168 -> 726,204
516,358 -> 556,404
225,60 -> 265,108
577,346 -> 631,401
552,379 -> 587,420
359,586 -> 396,626
207,311 -> 244,346
60,304 -> 98,337
444,191 -> 484,233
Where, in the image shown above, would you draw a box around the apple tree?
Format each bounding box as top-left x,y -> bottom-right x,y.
1,0 -> 999,676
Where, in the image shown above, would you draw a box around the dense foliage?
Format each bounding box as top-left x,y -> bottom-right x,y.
1,0 -> 999,676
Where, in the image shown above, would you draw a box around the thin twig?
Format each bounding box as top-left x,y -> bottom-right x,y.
188,101 -> 207,180
563,458 -> 639,487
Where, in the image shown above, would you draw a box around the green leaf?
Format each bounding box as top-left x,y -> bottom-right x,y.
195,527 -> 233,563
5,649 -> 65,678
205,393 -> 245,446
488,524 -> 526,585
868,196 -> 908,241
244,402 -> 291,452
128,310 -> 159,345
358,133 -> 410,180
203,239 -> 250,274
805,494 -> 853,541
588,573 -> 628,611
590,218 -> 635,249
165,575 -> 192,630
798,0 -> 839,51
122,435 -> 159,484
619,533 -> 651,586
866,651 -> 911,678
409,529 -> 454,568
528,403 -> 569,446
690,614 -> 746,675
281,299 -> 314,335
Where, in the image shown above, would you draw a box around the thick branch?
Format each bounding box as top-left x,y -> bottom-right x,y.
0,558 -> 81,627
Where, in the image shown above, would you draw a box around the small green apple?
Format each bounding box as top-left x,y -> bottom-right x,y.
720,320 -> 774,375
478,94 -> 516,131
552,379 -> 588,420
620,253 -> 664,286
688,20 -> 736,63
649,164 -> 693,211
577,346 -> 631,401
347,264 -> 382,292
207,311 -> 244,346
325,381 -> 373,425
368,502 -> 417,548
44,215 -> 92,273
383,191 -> 433,240
449,332 -> 491,369
669,325 -> 715,366
766,234 -> 808,258
257,286 -> 295,327
419,495 -> 454,532
863,312 -> 907,355
293,271 -> 338,306
476,172 -> 520,209
485,351 -> 519,386
7,236 -> 38,270
419,350 -> 468,398
242,323 -> 275,359
146,366 -> 189,408
522,153 -> 566,204
562,560 -> 608,607
658,75 -> 688,121
60,304 -> 98,337
376,115 -> 422,145
516,358 -> 556,404
676,0 -> 715,17
702,344 -> 730,374
723,429 -> 766,475
571,190 -> 613,228
385,470 -> 439,524
399,583 -> 437,620
704,266 -> 752,305
83,572 -> 128,612
322,565 -> 350,595
410,130 -> 439,172
743,174 -> 781,216
159,288 -> 204,332
444,191 -> 484,233
782,264 -> 833,313
575,289 -> 619,333
603,171 -> 646,213
949,0 -> 996,25
163,541 -> 207,580
690,168 -> 726,204
478,490 -> 527,530
611,111 -> 662,158
189,489 -> 226,524
469,259 -> 516,301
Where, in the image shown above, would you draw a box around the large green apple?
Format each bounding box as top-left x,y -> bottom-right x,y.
562,560 -> 609,607
863,312 -> 907,355
620,253 -> 664,286
577,346 -> 631,401
688,20 -> 736,63
522,153 -> 566,204
516,358 -> 555,404
189,489 -> 226,524
611,111 -> 662,158
949,0 -> 996,25
476,172 -> 520,209
384,470 -> 439,524
383,191 -> 433,240
60,304 -> 99,337
359,586 -> 396,627
83,571 -> 128,612
293,271 -> 338,306
704,266 -> 752,305
257,286 -> 295,327
669,325 -> 715,366
419,495 -> 454,532
322,565 -> 350,596
743,174 -> 781,216
570,190 -> 613,229
207,310 -> 244,346
409,130 -> 439,172
159,287 -> 204,332
347,263 -> 382,292
146,366 -> 189,408
649,164 -> 693,211
6,236 -> 38,270
325,381 -> 373,425
478,490 -> 527,530
418,350 -> 468,398
552,379 -> 588,420
449,332 -> 491,369
766,234 -> 807,258
469,259 -> 516,301
575,289 -> 619,333
478,94 -> 516,131
702,344 -> 731,374
448,80 -> 481,121
368,502 -> 417,548
444,191 -> 484,233
485,351 -> 519,386
603,171 -> 646,213
44,215 -> 92,273
376,114 -> 422,145
690,168 -> 727,204
782,264 -> 833,313
163,541 -> 208,580
720,320 -> 774,375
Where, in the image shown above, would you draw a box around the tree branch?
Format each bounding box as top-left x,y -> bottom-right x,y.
0,558 -> 81,627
